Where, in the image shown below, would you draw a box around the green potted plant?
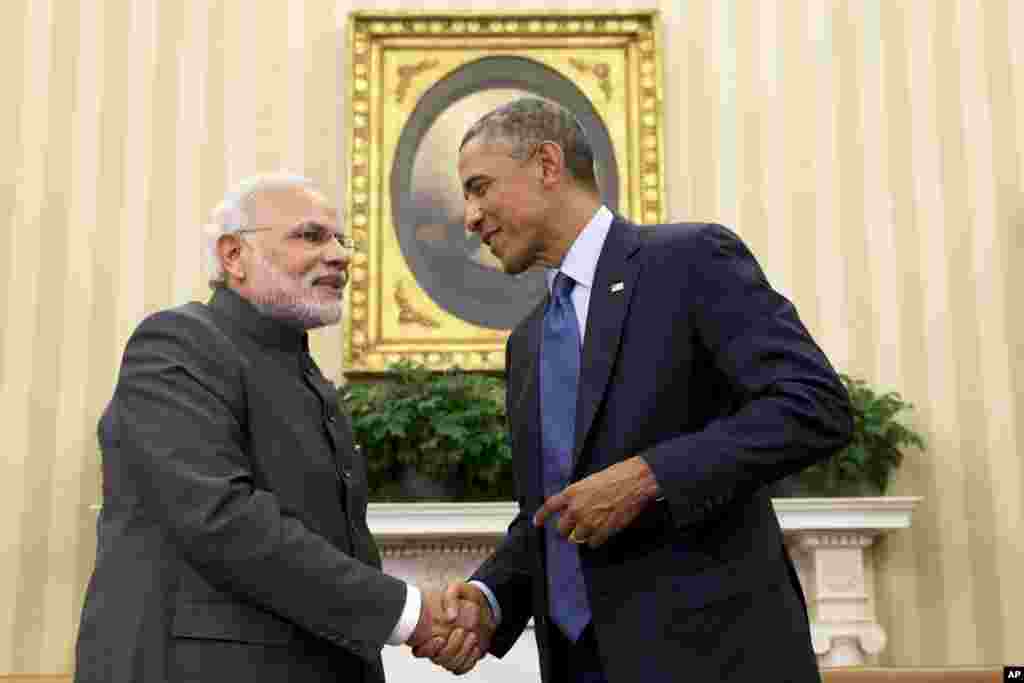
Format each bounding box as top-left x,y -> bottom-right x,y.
341,360 -> 514,501
789,374 -> 925,497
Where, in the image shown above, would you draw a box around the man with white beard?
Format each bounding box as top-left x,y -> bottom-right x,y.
74,174 -> 488,683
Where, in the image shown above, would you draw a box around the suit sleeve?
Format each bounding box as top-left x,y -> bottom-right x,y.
468,342 -> 537,657
470,509 -> 536,656
641,224 -> 853,527
113,310 -> 407,661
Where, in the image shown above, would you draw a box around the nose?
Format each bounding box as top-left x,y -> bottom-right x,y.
465,202 -> 483,234
322,237 -> 352,272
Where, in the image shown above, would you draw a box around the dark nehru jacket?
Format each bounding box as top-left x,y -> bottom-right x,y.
75,286 -> 406,683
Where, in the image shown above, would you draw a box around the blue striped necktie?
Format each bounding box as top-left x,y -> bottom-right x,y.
540,271 -> 591,641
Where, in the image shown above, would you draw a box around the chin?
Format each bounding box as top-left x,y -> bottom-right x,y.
315,311 -> 342,328
304,307 -> 342,329
290,296 -> 342,329
501,259 -> 530,276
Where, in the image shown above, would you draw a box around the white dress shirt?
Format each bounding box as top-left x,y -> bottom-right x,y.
387,585 -> 422,645
545,204 -> 614,342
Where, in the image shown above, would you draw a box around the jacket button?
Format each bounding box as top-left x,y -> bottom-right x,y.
327,415 -> 337,423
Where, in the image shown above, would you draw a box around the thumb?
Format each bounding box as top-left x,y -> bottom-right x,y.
443,582 -> 468,621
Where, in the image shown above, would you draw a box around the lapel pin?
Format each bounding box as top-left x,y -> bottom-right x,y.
610,282 -> 625,293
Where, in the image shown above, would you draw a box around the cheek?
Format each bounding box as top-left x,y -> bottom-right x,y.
503,197 -> 540,234
266,248 -> 314,283
492,191 -> 528,224
282,253 -> 316,279
299,255 -> 321,277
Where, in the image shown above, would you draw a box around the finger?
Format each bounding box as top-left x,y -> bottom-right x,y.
453,598 -> 481,630
432,627 -> 467,668
412,636 -> 446,659
449,630 -> 478,672
442,582 -> 468,621
533,492 -> 567,527
557,511 -> 578,538
587,528 -> 609,548
454,646 -> 483,675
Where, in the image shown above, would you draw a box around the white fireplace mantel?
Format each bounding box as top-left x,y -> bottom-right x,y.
368,496 -> 922,669
367,501 -> 519,538
367,497 -> 922,538
770,496 -> 921,532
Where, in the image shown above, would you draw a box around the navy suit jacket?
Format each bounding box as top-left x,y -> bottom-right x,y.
472,218 -> 852,682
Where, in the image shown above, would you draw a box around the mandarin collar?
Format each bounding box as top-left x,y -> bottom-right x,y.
208,286 -> 309,352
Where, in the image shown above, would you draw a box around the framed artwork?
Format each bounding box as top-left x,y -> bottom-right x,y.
343,10 -> 665,373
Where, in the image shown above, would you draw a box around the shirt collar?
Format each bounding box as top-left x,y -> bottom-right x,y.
546,205 -> 614,293
208,285 -> 310,352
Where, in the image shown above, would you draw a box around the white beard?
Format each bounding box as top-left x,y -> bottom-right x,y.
246,249 -> 343,330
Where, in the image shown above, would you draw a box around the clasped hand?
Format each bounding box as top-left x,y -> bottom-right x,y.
408,583 -> 496,675
407,458 -> 658,674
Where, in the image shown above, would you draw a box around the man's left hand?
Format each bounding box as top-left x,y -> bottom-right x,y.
533,456 -> 661,548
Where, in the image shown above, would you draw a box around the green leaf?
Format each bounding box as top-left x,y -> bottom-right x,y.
341,361 -> 513,501
798,374 -> 925,497
844,443 -> 868,467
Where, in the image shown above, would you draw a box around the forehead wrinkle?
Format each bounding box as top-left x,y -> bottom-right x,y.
250,187 -> 337,231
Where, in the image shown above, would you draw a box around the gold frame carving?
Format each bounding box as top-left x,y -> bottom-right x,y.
343,10 -> 665,374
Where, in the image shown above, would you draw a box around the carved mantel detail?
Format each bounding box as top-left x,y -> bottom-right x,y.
378,538 -> 499,560
774,497 -> 921,667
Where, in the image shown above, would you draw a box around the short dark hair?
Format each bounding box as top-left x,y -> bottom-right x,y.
459,97 -> 599,193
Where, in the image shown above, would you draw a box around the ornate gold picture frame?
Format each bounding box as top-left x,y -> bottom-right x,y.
343,10 -> 665,374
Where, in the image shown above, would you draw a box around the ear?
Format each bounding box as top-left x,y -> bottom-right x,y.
217,233 -> 246,282
536,141 -> 567,188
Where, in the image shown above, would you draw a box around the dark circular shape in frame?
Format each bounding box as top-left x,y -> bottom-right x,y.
390,55 -> 620,330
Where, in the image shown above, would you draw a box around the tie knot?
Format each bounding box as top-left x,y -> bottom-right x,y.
552,272 -> 575,301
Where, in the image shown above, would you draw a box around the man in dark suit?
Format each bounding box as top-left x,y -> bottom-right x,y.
74,174 -> 485,683
418,98 -> 853,681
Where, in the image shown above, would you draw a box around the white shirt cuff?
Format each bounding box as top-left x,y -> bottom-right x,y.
469,580 -> 502,626
387,583 -> 422,645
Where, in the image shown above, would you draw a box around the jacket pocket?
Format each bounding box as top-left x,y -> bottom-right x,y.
589,544 -> 790,614
171,601 -> 296,646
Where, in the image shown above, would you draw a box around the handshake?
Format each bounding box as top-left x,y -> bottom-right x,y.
406,581 -> 497,676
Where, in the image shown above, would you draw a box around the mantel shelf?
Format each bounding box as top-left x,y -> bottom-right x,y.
366,497 -> 923,539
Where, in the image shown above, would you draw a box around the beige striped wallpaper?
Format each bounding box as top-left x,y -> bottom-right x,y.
1,0 -> 1021,674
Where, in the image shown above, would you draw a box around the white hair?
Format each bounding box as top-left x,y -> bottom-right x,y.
203,172 -> 317,287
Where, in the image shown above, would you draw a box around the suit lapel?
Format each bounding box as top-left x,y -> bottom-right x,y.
573,218 -> 643,467
512,299 -> 546,506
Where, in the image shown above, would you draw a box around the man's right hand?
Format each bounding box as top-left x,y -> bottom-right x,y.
409,582 -> 496,675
